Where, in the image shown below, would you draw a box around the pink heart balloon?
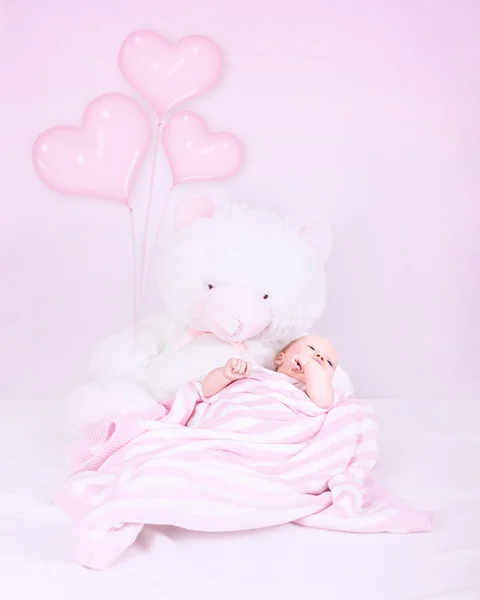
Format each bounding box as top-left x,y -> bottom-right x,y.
119,30 -> 223,119
162,111 -> 244,186
32,93 -> 151,205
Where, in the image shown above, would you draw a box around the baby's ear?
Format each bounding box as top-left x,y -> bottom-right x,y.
174,188 -> 231,230
288,210 -> 332,263
274,352 -> 284,367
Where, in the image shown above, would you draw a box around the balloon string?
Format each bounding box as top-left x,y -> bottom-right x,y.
139,119 -> 161,312
128,205 -> 139,352
141,184 -> 174,307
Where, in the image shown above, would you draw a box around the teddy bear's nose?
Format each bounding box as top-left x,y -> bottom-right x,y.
219,317 -> 242,337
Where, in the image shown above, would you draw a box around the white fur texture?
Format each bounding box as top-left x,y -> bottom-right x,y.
68,192 -> 353,433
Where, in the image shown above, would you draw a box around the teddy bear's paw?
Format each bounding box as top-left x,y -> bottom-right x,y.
65,380 -> 157,436
90,329 -> 158,381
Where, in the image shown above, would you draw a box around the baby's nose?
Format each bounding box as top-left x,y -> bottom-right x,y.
315,352 -> 325,362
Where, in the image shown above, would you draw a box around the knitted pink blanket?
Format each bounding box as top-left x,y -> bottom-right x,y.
56,368 -> 431,569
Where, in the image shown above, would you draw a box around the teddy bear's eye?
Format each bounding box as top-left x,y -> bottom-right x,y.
207,283 -> 215,290
263,294 -> 269,300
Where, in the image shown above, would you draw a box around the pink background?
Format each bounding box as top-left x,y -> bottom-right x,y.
0,0 -> 478,402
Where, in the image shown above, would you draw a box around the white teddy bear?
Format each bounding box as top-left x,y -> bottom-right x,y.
67,191 -> 353,433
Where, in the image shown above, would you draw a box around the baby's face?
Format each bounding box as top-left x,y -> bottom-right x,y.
275,335 -> 338,381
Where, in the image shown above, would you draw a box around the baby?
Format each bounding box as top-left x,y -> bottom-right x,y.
202,335 -> 338,409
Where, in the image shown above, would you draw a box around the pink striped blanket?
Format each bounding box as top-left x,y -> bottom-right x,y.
56,368 -> 431,569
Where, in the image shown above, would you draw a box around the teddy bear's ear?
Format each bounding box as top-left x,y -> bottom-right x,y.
288,210 -> 333,263
174,189 -> 231,230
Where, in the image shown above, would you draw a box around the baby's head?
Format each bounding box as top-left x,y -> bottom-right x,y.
275,335 -> 338,381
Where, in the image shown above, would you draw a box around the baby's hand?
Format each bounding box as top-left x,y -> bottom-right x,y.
223,358 -> 251,381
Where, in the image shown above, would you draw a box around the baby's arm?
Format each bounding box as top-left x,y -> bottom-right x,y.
202,358 -> 251,398
303,361 -> 335,409
202,368 -> 232,398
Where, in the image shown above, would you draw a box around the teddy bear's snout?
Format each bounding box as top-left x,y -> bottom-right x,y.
217,317 -> 243,337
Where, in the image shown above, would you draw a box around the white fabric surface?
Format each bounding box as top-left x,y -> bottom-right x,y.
0,395 -> 479,600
